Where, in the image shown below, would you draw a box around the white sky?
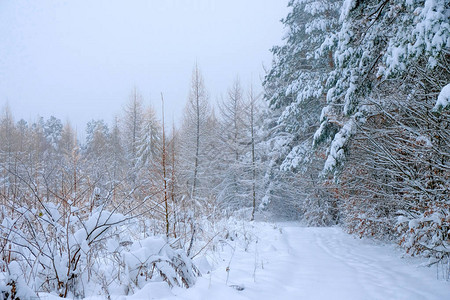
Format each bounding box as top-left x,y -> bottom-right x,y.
0,0 -> 288,137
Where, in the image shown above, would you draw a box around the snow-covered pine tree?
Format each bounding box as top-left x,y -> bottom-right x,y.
85,119 -> 109,159
44,116 -> 63,151
262,0 -> 341,222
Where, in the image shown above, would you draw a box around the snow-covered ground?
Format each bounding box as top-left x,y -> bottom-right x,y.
44,222 -> 450,300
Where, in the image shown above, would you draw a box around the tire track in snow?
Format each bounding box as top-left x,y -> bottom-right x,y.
277,226 -> 372,299
313,228 -> 421,299
320,228 -> 447,299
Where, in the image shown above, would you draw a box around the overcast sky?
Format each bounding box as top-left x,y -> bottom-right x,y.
0,0 -> 288,138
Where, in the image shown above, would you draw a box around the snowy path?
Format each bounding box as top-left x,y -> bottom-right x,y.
167,223 -> 449,300
72,223 -> 450,300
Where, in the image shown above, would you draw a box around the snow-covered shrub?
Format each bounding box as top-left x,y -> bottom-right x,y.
0,202 -> 125,297
120,236 -> 199,292
397,204 -> 450,270
0,261 -> 36,299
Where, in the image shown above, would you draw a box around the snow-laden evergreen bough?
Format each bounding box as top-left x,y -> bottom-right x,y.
315,0 -> 450,174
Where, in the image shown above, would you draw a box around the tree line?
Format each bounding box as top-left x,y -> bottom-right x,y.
263,0 -> 449,270
0,64 -> 279,296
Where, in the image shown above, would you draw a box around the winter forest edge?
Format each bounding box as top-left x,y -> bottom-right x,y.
1,0 -> 449,298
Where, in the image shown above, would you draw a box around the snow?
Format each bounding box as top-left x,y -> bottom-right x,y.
178,224 -> 449,300
42,222 -> 450,299
42,202 -> 62,223
433,83 -> 450,112
3,261 -> 37,298
339,0 -> 357,22
416,135 -> 432,147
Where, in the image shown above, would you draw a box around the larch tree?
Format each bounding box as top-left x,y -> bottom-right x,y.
178,64 -> 215,256
216,78 -> 249,211
179,64 -> 212,202
122,87 -> 145,171
245,86 -> 264,221
136,105 -> 161,169
0,105 -> 16,200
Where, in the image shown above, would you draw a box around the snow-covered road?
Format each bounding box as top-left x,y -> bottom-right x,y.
168,223 -> 449,300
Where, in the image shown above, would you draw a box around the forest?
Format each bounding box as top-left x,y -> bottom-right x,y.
1,0 -> 449,298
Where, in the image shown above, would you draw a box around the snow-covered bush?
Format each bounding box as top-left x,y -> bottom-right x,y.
397,205 -> 450,264
0,261 -> 36,299
0,198 -> 203,297
120,236 -> 199,292
0,202 -> 125,297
